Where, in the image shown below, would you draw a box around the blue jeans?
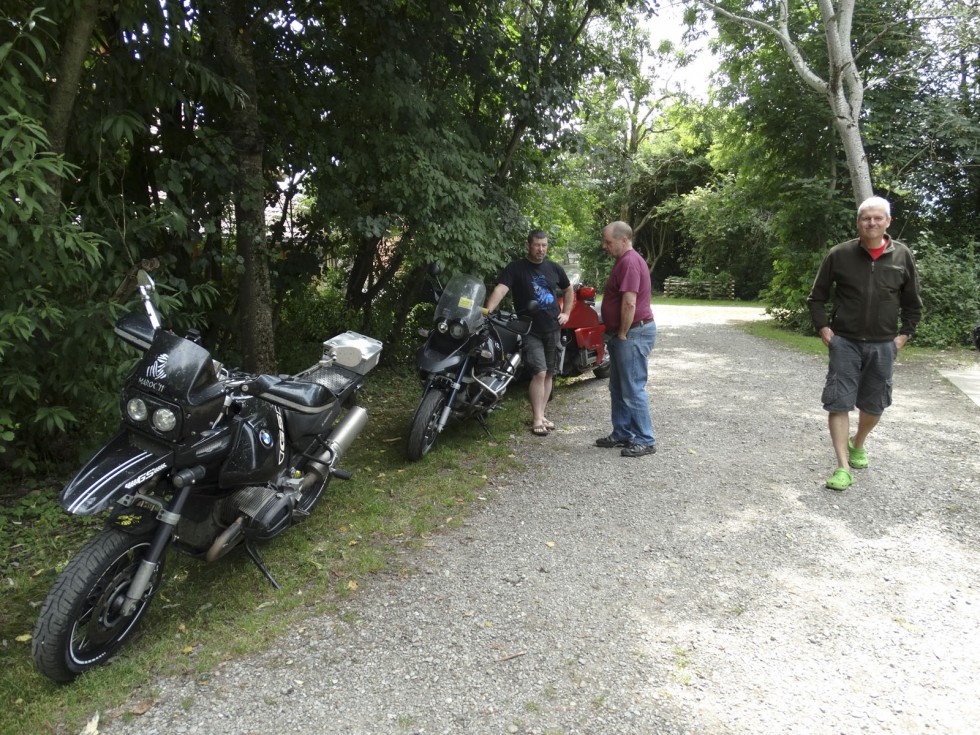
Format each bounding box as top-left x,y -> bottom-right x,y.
607,320 -> 656,446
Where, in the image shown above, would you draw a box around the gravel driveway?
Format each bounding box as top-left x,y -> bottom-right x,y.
99,305 -> 980,735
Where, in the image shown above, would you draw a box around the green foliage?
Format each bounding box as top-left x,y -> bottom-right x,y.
521,174 -> 603,271
276,268 -> 435,373
912,238 -> 980,348
297,0 -> 648,325
276,274 -> 365,374
760,248 -> 826,333
0,4 -> 220,468
0,10 -> 109,469
671,175 -> 775,298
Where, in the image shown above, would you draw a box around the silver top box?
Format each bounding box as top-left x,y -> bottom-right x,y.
321,331 -> 383,375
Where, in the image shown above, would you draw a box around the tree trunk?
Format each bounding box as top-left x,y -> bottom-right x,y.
703,0 -> 874,204
204,0 -> 277,373
42,0 -> 104,218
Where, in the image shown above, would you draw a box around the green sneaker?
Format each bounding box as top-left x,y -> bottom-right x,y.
848,438 -> 869,469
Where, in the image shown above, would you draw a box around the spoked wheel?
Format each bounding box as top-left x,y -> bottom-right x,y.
32,527 -> 164,682
407,390 -> 447,461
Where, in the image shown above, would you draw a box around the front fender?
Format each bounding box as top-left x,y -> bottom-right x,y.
61,431 -> 174,516
416,343 -> 466,376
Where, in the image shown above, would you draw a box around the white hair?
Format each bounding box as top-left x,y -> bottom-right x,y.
857,196 -> 891,217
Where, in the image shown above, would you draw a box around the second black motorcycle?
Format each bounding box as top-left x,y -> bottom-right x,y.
407,272 -> 535,461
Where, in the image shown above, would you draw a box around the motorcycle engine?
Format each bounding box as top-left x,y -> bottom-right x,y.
223,485 -> 294,542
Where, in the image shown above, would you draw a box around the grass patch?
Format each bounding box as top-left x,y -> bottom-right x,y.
0,365 -> 528,735
739,319 -> 972,365
740,319 -> 827,356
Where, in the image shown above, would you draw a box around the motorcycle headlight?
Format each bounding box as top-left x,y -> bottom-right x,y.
447,320 -> 468,340
126,398 -> 149,422
436,320 -> 449,334
152,407 -> 178,433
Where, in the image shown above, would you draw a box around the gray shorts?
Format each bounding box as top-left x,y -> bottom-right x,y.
821,335 -> 897,415
523,331 -> 559,375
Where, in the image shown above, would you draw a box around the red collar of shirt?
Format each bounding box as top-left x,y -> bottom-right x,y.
865,235 -> 889,260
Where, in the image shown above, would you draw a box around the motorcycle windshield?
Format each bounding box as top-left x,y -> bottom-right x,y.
129,330 -> 223,407
434,274 -> 486,332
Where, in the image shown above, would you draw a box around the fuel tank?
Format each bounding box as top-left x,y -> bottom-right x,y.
218,401 -> 285,487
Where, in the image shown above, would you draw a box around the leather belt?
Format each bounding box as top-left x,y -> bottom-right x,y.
630,318 -> 654,328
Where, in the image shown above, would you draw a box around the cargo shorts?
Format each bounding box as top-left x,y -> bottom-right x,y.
821,335 -> 897,415
523,330 -> 559,376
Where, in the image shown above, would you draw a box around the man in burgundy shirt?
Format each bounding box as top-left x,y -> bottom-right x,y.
596,221 -> 657,457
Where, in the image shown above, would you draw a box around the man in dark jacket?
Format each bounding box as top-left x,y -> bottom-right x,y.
807,196 -> 922,491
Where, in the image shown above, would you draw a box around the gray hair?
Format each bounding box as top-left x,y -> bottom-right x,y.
607,220 -> 633,240
857,196 -> 891,217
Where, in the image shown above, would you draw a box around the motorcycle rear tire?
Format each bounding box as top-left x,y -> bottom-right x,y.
407,390 -> 447,461
32,527 -> 164,683
592,350 -> 612,380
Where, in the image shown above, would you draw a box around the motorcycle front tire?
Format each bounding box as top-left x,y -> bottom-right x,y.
407,390 -> 447,461
32,527 -> 164,683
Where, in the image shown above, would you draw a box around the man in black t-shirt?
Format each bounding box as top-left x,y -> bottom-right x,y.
485,230 -> 574,436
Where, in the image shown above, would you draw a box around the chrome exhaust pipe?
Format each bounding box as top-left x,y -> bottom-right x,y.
207,515 -> 245,562
300,406 -> 369,488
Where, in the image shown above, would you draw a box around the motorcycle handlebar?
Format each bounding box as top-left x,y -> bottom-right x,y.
488,311 -> 533,337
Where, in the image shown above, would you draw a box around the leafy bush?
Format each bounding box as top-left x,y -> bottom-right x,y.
275,273 -> 362,375
912,238 -> 980,348
760,249 -> 826,333
0,13 -> 108,471
673,178 -> 780,300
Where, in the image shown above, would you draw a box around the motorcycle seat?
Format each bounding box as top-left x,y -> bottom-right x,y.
252,376 -> 336,414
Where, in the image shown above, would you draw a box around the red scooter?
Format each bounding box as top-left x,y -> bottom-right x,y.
555,284 -> 610,379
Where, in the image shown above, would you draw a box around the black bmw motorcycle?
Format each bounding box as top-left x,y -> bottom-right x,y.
32,271 -> 382,682
406,272 -> 534,461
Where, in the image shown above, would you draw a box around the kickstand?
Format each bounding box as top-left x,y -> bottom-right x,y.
475,412 -> 495,439
245,542 -> 281,590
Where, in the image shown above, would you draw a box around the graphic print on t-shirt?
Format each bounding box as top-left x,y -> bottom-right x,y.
531,274 -> 556,308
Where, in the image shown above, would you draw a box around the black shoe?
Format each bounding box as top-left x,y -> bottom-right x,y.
621,443 -> 656,458
596,434 -> 630,448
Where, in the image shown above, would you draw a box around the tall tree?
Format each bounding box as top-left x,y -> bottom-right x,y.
199,0 -> 276,372
39,0 -> 106,217
297,0 -> 645,313
700,0 -> 885,204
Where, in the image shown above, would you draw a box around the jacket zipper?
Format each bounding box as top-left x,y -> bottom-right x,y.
862,254 -> 875,340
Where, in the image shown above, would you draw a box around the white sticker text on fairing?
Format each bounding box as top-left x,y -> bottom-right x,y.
139,353 -> 169,392
147,354 -> 169,380
276,408 -> 285,465
124,462 -> 168,489
137,377 -> 166,392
